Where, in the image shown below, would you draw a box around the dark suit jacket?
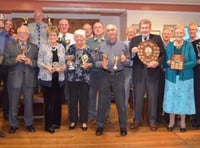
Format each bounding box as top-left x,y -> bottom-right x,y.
129,34 -> 165,82
4,41 -> 38,88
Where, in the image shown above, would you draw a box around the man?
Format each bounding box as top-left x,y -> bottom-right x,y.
95,24 -> 127,136
130,19 -> 165,131
4,25 -> 38,134
124,25 -> 136,110
58,19 -> 75,104
189,23 -> 200,127
188,23 -> 199,42
28,9 -> 48,48
83,23 -> 93,40
87,21 -> 106,122
157,27 -> 172,124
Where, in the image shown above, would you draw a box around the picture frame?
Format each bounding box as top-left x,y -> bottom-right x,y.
151,30 -> 161,35
163,24 -> 176,36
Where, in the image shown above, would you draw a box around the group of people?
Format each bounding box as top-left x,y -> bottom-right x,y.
0,8 -> 200,138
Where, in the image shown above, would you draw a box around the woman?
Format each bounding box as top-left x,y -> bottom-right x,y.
37,26 -> 66,134
163,25 -> 197,132
66,29 -> 93,131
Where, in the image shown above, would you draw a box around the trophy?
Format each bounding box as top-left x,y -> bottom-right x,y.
66,55 -> 75,70
170,54 -> 184,70
21,44 -> 27,61
196,42 -> 200,58
113,56 -> 119,70
23,17 -> 29,25
52,62 -> 60,71
81,54 -> 89,68
47,16 -> 52,26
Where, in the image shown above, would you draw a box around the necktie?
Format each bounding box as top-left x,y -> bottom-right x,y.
36,24 -> 41,48
144,37 -> 147,41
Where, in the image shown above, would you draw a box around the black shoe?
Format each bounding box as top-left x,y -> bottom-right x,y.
0,131 -> 5,138
69,122 -> 77,130
120,128 -> 127,136
9,126 -> 18,134
180,128 -> 186,132
96,127 -> 103,136
167,126 -> 174,132
53,124 -> 60,129
81,123 -> 87,131
26,125 -> 36,132
46,127 -> 55,134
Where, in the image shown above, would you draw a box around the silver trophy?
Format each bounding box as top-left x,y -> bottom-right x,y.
66,55 -> 75,70
196,42 -> 200,58
23,17 -> 29,25
113,56 -> 119,70
47,16 -> 52,26
21,44 -> 27,61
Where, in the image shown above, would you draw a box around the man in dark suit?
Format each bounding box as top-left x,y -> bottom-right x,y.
129,19 -> 165,131
4,25 -> 38,134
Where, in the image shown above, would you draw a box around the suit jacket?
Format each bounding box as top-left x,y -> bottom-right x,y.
28,22 -> 48,47
4,41 -> 38,88
129,34 -> 165,81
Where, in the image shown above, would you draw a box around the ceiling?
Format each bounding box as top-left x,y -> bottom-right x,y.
42,0 -> 200,5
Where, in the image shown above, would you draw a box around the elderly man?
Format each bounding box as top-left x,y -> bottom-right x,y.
95,24 -> 128,136
82,23 -> 93,40
4,25 -> 38,134
130,19 -> 165,131
28,9 -> 48,48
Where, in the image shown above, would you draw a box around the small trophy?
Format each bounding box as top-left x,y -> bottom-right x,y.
196,42 -> 200,58
21,44 -> 27,61
52,62 -> 60,71
66,55 -> 75,70
113,56 -> 119,70
81,54 -> 89,68
23,17 -> 29,25
102,53 -> 108,61
64,37 -> 71,46
47,16 -> 52,26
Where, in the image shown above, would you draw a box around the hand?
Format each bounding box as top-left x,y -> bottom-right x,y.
131,47 -> 138,54
81,63 -> 92,69
16,54 -> 25,62
146,61 -> 159,68
101,60 -> 108,69
44,65 -> 53,73
197,59 -> 200,64
24,57 -> 32,65
120,54 -> 127,63
167,60 -> 171,65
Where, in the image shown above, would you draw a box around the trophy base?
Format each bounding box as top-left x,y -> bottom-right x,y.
68,67 -> 75,71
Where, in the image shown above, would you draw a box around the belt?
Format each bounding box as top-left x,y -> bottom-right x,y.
101,69 -> 123,74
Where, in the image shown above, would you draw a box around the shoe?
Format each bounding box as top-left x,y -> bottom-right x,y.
180,128 -> 186,132
96,127 -> 103,136
46,127 -> 55,134
0,131 -> 5,138
130,122 -> 141,129
9,126 -> 18,134
81,123 -> 88,131
26,125 -> 36,132
120,128 -> 127,136
150,124 -> 157,131
53,124 -> 60,129
69,122 -> 77,130
167,126 -> 174,131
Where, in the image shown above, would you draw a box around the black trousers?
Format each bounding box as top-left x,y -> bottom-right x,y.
42,80 -> 64,130
68,81 -> 89,124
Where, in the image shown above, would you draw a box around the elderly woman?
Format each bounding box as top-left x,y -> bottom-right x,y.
37,26 -> 66,134
66,29 -> 93,131
163,25 -> 197,132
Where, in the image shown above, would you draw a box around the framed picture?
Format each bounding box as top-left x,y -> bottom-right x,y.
131,24 -> 140,35
151,30 -> 161,35
163,24 -> 176,36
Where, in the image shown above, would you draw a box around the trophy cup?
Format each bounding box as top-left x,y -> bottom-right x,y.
113,56 -> 119,70
66,55 -> 75,70
81,54 -> 89,68
63,37 -> 71,46
23,17 -> 29,25
196,42 -> 200,58
47,16 -> 52,26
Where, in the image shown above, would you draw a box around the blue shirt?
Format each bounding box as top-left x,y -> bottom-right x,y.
0,31 -> 14,54
66,44 -> 93,84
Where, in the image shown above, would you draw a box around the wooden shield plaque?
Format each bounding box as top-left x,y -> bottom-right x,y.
170,54 -> 184,70
137,40 -> 160,65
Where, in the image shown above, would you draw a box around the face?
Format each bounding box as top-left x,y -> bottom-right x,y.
0,20 -> 4,29
140,23 -> 151,37
74,34 -> 85,46
93,22 -> 104,37
58,19 -> 69,34
4,20 -> 13,32
83,24 -> 93,37
188,25 -> 198,39
162,29 -> 172,42
48,32 -> 58,44
17,30 -> 29,42
126,28 -> 136,40
106,24 -> 117,42
34,11 -> 44,23
174,28 -> 185,42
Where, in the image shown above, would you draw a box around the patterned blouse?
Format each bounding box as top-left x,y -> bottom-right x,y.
66,44 -> 93,84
